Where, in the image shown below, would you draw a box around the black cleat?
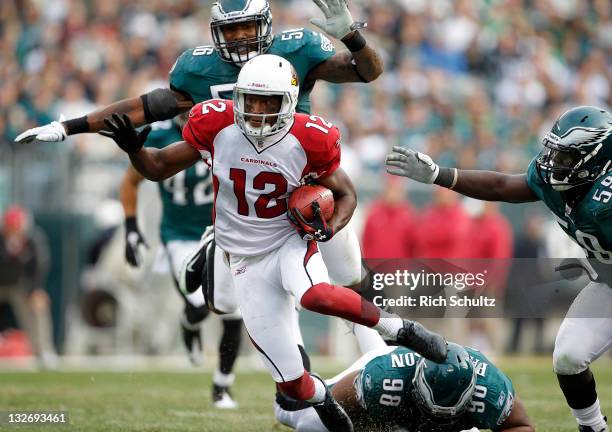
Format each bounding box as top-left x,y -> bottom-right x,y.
213,384 -> 238,409
396,319 -> 448,363
180,316 -> 203,367
311,376 -> 354,432
275,391 -> 310,412
578,417 -> 608,432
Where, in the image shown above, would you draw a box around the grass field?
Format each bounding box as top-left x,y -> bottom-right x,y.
1,358 -> 611,431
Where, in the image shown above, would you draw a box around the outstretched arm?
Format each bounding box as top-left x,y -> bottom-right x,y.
129,142 -> 201,182
307,0 -> 383,83
386,146 -> 538,203
15,89 -> 193,143
99,113 -> 201,181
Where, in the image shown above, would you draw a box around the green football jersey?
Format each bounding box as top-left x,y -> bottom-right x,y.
527,159 -> 612,276
169,28 -> 335,114
144,120 -> 214,244
356,347 -> 515,431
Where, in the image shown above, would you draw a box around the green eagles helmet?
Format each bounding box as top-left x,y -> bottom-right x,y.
536,106 -> 612,191
412,342 -> 476,425
210,0 -> 273,65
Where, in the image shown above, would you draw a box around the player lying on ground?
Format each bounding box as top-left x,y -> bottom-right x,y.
16,0 -> 386,395
275,342 -> 534,432
386,105 -> 612,432
99,53 -> 447,432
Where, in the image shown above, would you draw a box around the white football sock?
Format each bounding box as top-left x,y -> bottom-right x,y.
307,375 -> 327,404
213,369 -> 235,387
353,323 -> 387,353
373,316 -> 404,340
572,399 -> 608,430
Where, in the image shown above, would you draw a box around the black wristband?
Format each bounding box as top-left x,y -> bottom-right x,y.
63,116 -> 89,135
141,94 -> 155,124
434,167 -> 457,188
342,30 -> 367,52
125,216 -> 138,232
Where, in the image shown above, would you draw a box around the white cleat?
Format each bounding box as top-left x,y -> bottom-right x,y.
213,388 -> 238,409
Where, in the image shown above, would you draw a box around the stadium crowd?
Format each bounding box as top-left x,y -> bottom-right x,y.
0,0 -> 609,357
2,0 -> 610,179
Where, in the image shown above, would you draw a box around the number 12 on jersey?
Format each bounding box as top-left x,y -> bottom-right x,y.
229,168 -> 288,218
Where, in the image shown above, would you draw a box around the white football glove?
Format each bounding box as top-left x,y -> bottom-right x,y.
385,146 -> 440,184
310,0 -> 356,40
15,120 -> 67,144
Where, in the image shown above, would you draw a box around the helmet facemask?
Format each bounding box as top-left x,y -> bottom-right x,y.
211,12 -> 272,66
536,132 -> 608,191
234,90 -> 295,139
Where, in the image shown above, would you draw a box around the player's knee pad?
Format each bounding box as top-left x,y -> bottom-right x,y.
277,371 -> 315,401
553,338 -> 591,375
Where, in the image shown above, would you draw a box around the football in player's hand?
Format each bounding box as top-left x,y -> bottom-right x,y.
288,185 -> 334,221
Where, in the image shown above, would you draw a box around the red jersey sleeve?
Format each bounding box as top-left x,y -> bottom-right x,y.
292,114 -> 342,180
182,99 -> 234,155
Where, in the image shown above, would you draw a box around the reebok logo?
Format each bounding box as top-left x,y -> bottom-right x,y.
234,266 -> 247,276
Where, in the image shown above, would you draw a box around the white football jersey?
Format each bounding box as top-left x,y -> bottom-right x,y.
183,99 -> 341,256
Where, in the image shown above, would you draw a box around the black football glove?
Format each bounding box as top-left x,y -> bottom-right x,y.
99,113 -> 151,155
124,217 -> 149,267
288,201 -> 334,242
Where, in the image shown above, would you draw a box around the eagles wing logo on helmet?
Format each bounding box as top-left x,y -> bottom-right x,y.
555,127 -> 612,148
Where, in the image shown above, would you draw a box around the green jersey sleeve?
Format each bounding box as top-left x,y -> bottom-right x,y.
270,28 -> 335,113
465,348 -> 515,430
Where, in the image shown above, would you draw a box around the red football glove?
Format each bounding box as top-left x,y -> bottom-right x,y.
288,201 -> 334,242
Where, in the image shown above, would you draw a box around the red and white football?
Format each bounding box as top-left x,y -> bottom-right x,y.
288,185 -> 334,221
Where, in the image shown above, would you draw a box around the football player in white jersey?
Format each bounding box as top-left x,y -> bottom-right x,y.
99,54 -> 447,431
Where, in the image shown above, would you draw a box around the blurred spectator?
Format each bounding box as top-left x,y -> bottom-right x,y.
362,175 -> 416,259
0,205 -> 57,367
462,199 -> 513,262
505,212 -> 547,354
462,199 -> 513,353
413,188 -> 470,258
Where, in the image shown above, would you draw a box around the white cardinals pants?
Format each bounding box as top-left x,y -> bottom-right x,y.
209,224 -> 364,313
228,233 -> 330,382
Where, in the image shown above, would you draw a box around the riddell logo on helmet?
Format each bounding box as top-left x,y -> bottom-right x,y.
248,82 -> 268,88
